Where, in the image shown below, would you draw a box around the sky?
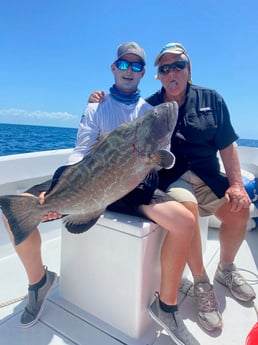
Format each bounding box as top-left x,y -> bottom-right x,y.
1,0 -> 258,139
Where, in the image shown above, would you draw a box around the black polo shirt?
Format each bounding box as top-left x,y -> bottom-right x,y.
146,84 -> 239,198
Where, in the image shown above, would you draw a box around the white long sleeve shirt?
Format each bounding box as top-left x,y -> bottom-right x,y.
68,94 -> 153,164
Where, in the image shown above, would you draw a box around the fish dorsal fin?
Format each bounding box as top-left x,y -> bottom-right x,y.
46,165 -> 70,194
149,149 -> 175,169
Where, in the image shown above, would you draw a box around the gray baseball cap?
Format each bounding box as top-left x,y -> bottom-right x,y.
154,42 -> 189,66
115,41 -> 146,65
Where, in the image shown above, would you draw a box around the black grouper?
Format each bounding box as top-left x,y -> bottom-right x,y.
0,102 -> 178,245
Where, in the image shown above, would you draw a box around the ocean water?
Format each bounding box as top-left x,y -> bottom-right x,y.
0,123 -> 257,157
0,123 -> 77,156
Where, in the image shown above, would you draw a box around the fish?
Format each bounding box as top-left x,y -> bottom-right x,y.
0,102 -> 178,245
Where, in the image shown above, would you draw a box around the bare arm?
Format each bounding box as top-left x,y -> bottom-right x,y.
220,143 -> 251,212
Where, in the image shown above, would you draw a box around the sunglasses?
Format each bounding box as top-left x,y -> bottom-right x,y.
158,60 -> 188,75
115,59 -> 144,72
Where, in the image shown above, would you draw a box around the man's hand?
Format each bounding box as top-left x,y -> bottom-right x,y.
225,184 -> 251,212
88,90 -> 105,103
38,192 -> 62,221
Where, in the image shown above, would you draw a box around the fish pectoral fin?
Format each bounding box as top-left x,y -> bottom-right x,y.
63,211 -> 105,234
149,149 -> 176,169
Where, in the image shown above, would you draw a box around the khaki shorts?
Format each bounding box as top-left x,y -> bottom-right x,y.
166,170 -> 226,216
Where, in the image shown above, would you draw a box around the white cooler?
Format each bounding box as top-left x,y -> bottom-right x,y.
59,211 -> 208,341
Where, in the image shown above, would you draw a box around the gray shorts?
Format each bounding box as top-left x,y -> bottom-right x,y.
166,170 -> 226,216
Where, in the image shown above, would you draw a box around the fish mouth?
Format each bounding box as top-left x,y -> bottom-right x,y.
151,102 -> 178,141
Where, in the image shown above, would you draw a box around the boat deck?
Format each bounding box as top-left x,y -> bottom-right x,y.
0,219 -> 257,345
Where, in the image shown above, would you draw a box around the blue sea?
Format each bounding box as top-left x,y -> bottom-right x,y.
0,123 -> 78,156
0,123 -> 257,156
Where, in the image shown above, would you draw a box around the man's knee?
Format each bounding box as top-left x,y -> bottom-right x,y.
216,202 -> 250,224
167,187 -> 197,204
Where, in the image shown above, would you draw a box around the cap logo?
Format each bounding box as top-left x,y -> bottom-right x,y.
160,44 -> 178,53
126,43 -> 137,49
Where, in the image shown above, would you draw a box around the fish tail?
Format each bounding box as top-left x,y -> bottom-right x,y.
0,195 -> 43,245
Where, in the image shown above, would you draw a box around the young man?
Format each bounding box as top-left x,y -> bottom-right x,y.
2,42 -> 200,345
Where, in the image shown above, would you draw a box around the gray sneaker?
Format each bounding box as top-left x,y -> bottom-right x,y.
194,282 -> 223,331
148,292 -> 200,345
214,263 -> 256,302
20,267 -> 58,328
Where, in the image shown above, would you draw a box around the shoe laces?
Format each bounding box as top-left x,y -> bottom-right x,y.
223,268 -> 258,287
237,268 -> 258,285
196,288 -> 219,312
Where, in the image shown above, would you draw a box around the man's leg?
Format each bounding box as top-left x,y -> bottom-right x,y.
140,201 -> 195,305
2,214 -> 57,327
166,176 -> 222,331
141,201 -> 200,345
214,203 -> 256,301
3,214 -> 45,283
215,202 -> 248,264
182,201 -> 208,279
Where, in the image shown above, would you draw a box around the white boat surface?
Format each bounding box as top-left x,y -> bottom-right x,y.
0,146 -> 258,345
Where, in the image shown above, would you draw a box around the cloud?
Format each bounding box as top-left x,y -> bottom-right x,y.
0,108 -> 79,128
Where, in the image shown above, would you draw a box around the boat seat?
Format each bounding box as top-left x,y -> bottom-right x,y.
59,211 -> 209,342
0,149 -> 71,195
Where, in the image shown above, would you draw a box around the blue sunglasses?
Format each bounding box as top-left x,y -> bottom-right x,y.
115,59 -> 144,72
